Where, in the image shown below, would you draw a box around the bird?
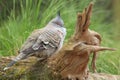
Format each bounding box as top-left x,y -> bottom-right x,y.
4,11 -> 66,70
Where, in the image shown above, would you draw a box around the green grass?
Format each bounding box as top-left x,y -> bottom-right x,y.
0,0 -> 120,75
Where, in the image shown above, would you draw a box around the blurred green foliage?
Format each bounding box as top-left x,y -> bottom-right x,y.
0,0 -> 119,75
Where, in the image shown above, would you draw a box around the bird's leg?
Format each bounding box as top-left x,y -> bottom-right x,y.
91,52 -> 97,73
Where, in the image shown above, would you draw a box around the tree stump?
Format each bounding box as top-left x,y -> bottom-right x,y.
47,2 -> 120,80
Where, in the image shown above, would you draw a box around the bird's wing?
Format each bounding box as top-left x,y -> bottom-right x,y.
19,29 -> 45,54
20,28 -> 61,55
32,29 -> 61,51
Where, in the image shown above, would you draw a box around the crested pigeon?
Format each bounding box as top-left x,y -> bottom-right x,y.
4,12 -> 66,70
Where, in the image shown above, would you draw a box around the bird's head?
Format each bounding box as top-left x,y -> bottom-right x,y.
50,11 -> 64,27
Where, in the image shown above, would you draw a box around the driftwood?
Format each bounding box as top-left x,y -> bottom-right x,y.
73,2 -> 101,72
0,54 -> 120,80
0,2 -> 120,80
47,2 -> 120,80
48,43 -> 118,80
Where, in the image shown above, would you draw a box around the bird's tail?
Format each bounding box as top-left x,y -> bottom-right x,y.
3,53 -> 27,70
3,60 -> 17,70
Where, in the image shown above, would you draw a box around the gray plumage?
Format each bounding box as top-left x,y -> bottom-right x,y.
4,12 -> 66,70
